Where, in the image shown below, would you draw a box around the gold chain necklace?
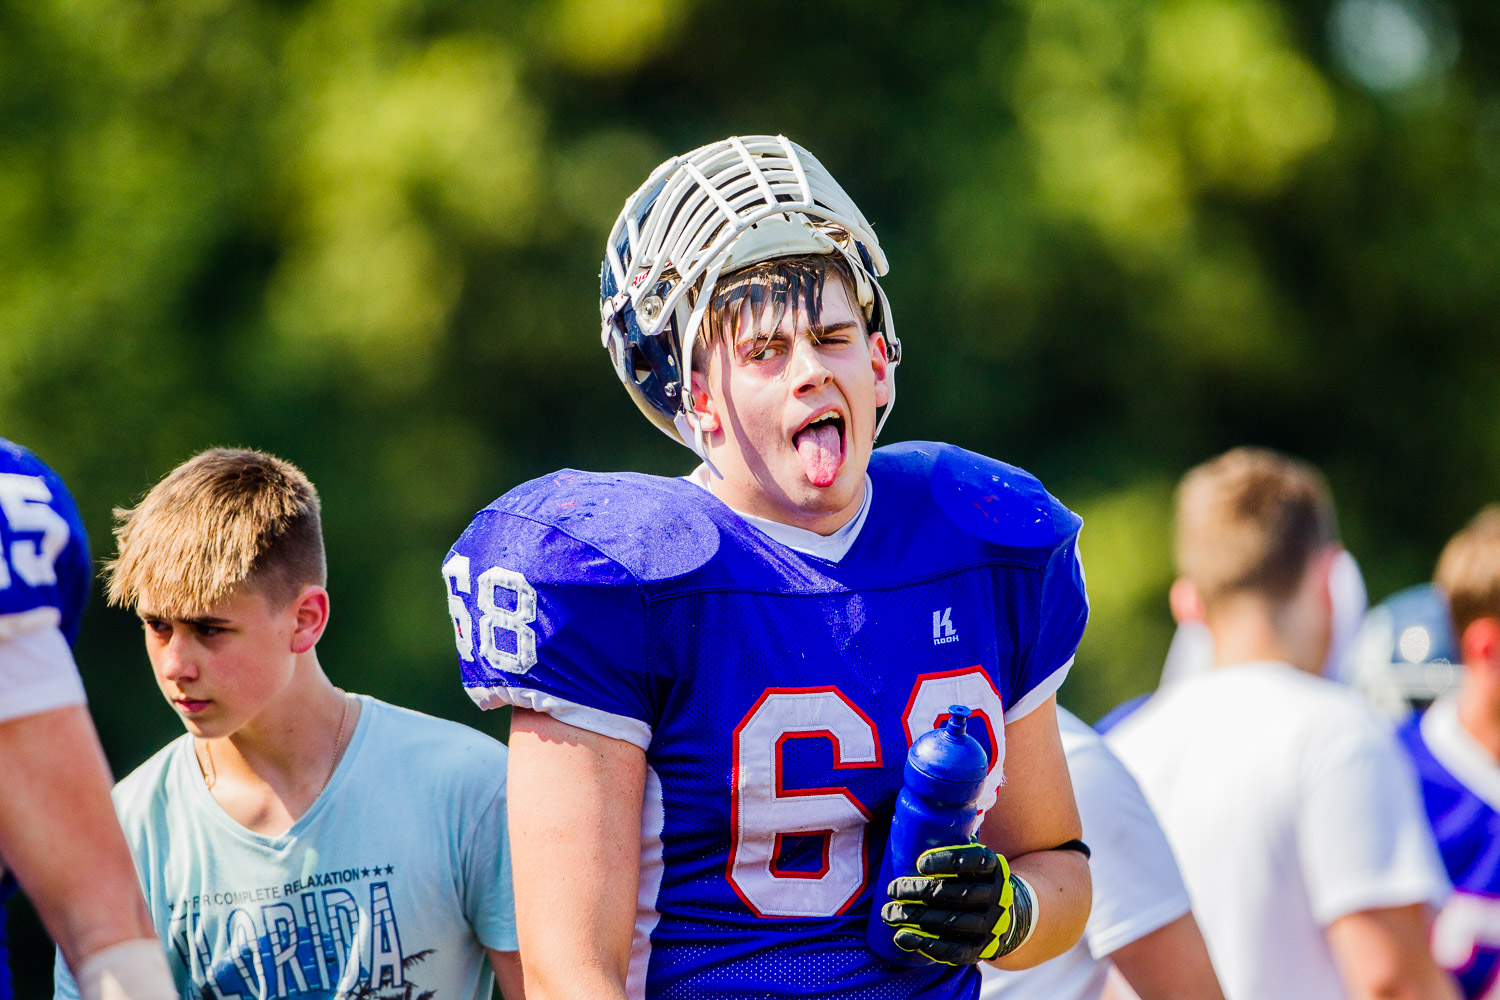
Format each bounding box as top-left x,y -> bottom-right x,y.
196,689 -> 351,796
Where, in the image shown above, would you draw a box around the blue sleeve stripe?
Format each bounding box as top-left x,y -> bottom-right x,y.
1005,656 -> 1073,725
465,683 -> 653,750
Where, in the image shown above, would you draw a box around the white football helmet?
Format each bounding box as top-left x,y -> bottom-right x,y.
599,135 -> 900,462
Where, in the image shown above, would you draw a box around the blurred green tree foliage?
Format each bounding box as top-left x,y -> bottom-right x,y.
4,0 -> 1500,987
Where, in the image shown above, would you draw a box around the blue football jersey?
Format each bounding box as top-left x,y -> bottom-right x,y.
0,438 -> 91,647
444,441 -> 1088,1000
1400,703 -> 1500,999
0,439 -> 90,1000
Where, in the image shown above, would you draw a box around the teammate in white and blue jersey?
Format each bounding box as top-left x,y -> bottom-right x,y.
445,136 -> 1093,1000
0,439 -> 175,1000
1398,511 -> 1500,998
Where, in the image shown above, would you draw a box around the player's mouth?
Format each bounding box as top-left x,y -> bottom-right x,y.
791,408 -> 846,488
173,696 -> 212,715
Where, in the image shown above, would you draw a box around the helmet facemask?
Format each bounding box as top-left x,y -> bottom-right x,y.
600,135 -> 900,467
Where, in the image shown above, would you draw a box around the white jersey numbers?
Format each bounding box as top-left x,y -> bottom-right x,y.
0,473 -> 70,591
903,666 -> 1007,815
441,558 -> 538,675
728,673 -> 1007,919
442,554 -> 475,663
476,567 -> 538,675
729,688 -> 882,918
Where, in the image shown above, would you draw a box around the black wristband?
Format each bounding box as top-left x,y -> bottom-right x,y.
1052,838 -> 1091,859
992,874 -> 1035,958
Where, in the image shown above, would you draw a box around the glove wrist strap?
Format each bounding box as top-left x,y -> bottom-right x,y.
992,874 -> 1038,959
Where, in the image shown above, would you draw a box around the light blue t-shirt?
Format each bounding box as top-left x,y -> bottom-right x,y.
55,696 -> 516,1000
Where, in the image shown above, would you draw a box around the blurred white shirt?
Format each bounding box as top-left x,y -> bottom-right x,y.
1108,661 -> 1448,1000
980,707 -> 1191,1000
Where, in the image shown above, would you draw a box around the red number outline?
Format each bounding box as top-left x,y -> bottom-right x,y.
901,665 -> 1005,780
727,686 -> 882,918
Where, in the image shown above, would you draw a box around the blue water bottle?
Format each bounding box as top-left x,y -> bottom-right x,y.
867,704 -> 990,966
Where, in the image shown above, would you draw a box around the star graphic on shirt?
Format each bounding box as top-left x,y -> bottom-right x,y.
361,867 -> 371,877
384,865 -> 395,875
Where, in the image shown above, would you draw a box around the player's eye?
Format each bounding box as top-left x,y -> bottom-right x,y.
745,335 -> 783,360
143,619 -> 171,636
194,623 -> 225,638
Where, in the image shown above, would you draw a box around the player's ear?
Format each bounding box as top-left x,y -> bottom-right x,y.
1461,617 -> 1500,672
289,585 -> 330,654
869,330 -> 891,408
1309,546 -> 1340,613
689,370 -> 720,434
1169,577 -> 1205,625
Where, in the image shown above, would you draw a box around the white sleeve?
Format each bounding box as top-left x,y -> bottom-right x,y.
1297,716 -> 1450,925
0,623 -> 86,724
1071,736 -> 1194,958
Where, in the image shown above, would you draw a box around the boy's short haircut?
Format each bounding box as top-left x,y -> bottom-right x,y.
1174,446 -> 1338,610
694,252 -> 866,371
1435,505 -> 1500,640
105,448 -> 326,617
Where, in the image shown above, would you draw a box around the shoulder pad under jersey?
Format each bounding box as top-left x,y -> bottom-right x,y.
873,441 -> 1080,550
462,469 -> 722,586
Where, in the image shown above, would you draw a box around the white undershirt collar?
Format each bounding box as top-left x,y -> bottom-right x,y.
1421,693 -> 1500,814
685,465 -> 874,564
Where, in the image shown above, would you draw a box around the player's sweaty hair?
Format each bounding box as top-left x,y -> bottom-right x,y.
1435,505 -> 1500,640
1174,446 -> 1338,610
105,448 -> 326,617
693,252 -> 867,372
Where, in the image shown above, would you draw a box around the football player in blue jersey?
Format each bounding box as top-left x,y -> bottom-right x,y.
444,135 -> 1091,1000
0,439 -> 175,1000
1401,509 -> 1500,998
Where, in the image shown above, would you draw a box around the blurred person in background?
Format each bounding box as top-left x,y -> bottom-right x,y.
1096,545 -> 1367,736
1108,446 -> 1456,1000
0,438 -> 175,1000
1396,508 -> 1500,997
980,705 -> 1224,1000
54,448 -> 522,1000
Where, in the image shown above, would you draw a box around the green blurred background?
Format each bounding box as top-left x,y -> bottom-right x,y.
5,0 -> 1499,990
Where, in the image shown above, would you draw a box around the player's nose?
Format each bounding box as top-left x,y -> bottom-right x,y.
790,336 -> 834,395
157,633 -> 200,682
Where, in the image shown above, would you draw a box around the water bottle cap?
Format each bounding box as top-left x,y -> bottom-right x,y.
907,704 -> 989,795
943,705 -> 971,741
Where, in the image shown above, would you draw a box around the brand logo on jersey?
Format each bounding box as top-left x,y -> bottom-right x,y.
932,608 -> 959,645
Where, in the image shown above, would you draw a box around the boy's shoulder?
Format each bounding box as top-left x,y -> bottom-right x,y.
111,735 -> 192,829
451,468 -> 729,588
447,444 -> 1083,595
357,697 -> 509,787
870,440 -> 1082,552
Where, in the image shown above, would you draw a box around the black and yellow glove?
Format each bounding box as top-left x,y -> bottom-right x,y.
880,843 -> 1035,966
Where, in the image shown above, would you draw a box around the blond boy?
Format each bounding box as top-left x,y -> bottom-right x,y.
54,449 -> 523,1000
1108,447 -> 1454,1000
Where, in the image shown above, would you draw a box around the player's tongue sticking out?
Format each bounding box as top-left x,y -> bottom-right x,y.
794,418 -> 843,488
